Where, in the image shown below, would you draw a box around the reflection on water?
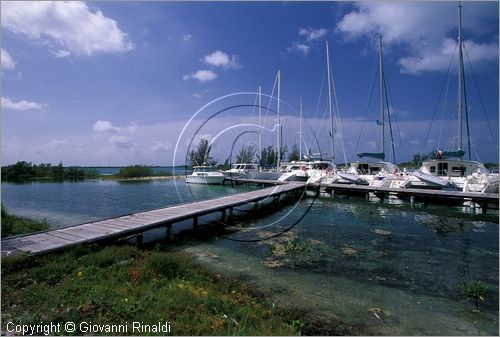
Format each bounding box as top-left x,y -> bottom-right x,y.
2,180 -> 498,334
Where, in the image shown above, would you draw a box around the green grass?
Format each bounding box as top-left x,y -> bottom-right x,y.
1,205 -> 49,238
2,243 -> 299,335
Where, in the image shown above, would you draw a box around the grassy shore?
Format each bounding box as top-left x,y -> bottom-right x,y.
1,213 -> 302,335
1,205 -> 49,238
2,244 -> 300,335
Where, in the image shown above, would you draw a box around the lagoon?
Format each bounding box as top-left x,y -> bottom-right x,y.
1,179 -> 498,335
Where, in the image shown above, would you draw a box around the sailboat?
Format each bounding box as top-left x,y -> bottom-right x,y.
399,3 -> 498,193
250,71 -> 285,181
326,35 -> 402,186
305,40 -> 340,184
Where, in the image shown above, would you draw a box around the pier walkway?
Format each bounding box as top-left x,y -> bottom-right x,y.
315,183 -> 498,211
1,182 -> 306,257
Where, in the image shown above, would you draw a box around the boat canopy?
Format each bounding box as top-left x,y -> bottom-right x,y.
357,152 -> 385,160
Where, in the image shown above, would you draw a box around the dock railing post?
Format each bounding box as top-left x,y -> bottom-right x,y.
166,223 -> 174,242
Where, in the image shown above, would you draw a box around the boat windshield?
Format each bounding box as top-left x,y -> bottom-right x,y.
193,166 -> 213,172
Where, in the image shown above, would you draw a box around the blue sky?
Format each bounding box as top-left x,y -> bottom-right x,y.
1,1 -> 498,166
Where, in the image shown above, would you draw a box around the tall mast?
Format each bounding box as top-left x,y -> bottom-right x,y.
379,34 -> 385,161
326,41 -> 335,165
258,84 -> 262,168
299,98 -> 303,162
457,1 -> 463,152
277,70 -> 281,168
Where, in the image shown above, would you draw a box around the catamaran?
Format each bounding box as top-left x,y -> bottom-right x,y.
324,35 -> 403,186
392,3 -> 498,193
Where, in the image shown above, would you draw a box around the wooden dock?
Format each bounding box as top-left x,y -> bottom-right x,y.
1,182 -> 306,257
316,183 -> 499,212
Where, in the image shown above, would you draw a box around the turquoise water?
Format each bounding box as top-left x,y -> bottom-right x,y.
0,179 -> 247,227
1,180 -> 498,335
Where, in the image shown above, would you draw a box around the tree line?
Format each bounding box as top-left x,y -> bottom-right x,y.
188,138 -> 303,169
1,161 -> 99,182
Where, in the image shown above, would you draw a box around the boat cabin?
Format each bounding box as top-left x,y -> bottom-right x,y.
419,159 -> 489,177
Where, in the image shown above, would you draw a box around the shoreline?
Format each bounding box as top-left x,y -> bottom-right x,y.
0,213 -> 304,335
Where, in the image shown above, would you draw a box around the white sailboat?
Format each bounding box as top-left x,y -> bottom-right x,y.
250,70 -> 285,181
325,35 -> 403,186
306,41 -> 344,184
398,3 -> 498,193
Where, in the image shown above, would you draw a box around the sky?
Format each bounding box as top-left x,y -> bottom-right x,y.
1,1 -> 498,166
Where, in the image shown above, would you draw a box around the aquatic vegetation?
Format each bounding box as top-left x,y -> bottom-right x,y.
459,280 -> 488,311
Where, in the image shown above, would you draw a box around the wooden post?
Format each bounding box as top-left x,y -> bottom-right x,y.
410,196 -> 415,206
221,209 -> 227,222
229,207 -> 233,220
366,192 -> 370,201
166,223 -> 174,242
136,233 -> 144,246
481,202 -> 488,214
254,201 -> 259,210
193,216 -> 198,230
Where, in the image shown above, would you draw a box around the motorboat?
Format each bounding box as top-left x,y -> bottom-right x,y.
222,163 -> 259,179
186,166 -> 225,184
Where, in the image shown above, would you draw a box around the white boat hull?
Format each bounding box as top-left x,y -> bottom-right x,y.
185,175 -> 225,184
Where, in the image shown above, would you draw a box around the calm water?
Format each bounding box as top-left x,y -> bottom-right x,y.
1,180 -> 498,335
1,179 -> 246,227
86,166 -> 189,175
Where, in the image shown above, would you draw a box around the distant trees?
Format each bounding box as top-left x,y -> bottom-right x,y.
188,138 -> 217,166
117,165 -> 154,178
1,161 -> 98,182
235,144 -> 257,164
259,145 -> 288,168
288,143 -> 300,162
412,153 -> 429,166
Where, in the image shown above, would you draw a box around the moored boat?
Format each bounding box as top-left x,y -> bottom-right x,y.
186,166 -> 225,184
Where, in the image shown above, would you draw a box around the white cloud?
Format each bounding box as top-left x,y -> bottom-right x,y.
399,38 -> 499,74
53,49 -> 71,58
1,48 -> 16,70
336,2 -> 498,73
93,120 -> 137,133
1,97 -> 44,110
202,50 -> 241,69
46,139 -> 67,150
151,140 -> 173,152
183,70 -> 218,82
288,27 -> 327,57
1,1 -> 134,57
182,34 -> 192,42
93,120 -> 120,132
109,135 -> 134,150
299,27 -> 328,42
287,43 -> 310,56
